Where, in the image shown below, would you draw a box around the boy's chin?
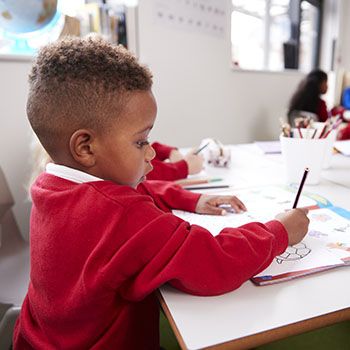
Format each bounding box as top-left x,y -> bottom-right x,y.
133,175 -> 146,188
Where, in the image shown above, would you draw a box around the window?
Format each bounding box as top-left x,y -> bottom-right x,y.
231,0 -> 322,72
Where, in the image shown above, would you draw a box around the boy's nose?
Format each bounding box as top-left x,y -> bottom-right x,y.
146,144 -> 156,162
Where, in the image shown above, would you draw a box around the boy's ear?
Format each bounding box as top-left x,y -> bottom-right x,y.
69,129 -> 96,167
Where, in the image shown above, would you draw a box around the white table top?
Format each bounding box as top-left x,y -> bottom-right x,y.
160,144 -> 350,350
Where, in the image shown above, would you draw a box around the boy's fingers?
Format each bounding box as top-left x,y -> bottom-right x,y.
222,196 -> 247,212
210,196 -> 246,213
297,207 -> 309,215
231,197 -> 247,211
206,204 -> 226,216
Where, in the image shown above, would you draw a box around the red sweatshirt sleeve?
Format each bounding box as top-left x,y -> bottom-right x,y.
151,142 -> 177,161
97,199 -> 288,300
147,159 -> 188,181
317,99 -> 328,122
338,123 -> 350,140
137,180 -> 200,212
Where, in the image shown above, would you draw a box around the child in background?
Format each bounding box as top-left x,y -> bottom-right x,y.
288,69 -> 329,125
14,37 -> 309,350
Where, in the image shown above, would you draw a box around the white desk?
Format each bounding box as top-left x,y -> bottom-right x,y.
322,153 -> 350,189
159,144 -> 350,350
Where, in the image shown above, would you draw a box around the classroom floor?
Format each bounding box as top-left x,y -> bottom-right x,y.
160,311 -> 350,350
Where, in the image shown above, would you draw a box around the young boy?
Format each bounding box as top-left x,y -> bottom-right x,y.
14,37 -> 309,349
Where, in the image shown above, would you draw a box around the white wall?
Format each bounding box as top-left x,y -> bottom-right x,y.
2,0 -> 350,238
137,0 -> 304,147
0,58 -> 33,240
337,0 -> 350,72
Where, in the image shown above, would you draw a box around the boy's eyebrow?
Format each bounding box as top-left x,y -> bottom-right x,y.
134,125 -> 154,135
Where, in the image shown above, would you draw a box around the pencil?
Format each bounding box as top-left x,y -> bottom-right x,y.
175,177 -> 222,187
292,168 -> 309,209
194,142 -> 210,155
318,123 -> 328,138
184,184 -> 230,191
297,127 -> 303,138
322,119 -> 342,139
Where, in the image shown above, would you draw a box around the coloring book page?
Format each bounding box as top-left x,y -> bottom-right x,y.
173,186 -> 350,282
174,185 -> 320,237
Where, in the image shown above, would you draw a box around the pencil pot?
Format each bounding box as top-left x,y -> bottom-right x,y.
280,135 -> 328,185
312,122 -> 337,169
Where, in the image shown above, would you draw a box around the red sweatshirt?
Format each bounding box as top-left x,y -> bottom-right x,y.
338,123 -> 350,140
14,175 -> 288,350
317,99 -> 328,122
147,142 -> 188,181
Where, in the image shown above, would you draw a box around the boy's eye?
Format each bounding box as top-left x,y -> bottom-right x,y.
136,140 -> 150,148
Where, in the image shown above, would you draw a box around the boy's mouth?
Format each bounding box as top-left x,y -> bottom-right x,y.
145,163 -> 153,176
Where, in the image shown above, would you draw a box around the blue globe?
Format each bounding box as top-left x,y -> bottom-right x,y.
0,0 -> 58,34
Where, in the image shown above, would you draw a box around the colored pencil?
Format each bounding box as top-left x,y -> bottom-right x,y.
175,177 -> 223,187
297,127 -> 303,138
184,184 -> 230,191
318,123 -> 328,138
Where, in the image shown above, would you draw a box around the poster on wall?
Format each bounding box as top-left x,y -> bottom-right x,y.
153,0 -> 228,38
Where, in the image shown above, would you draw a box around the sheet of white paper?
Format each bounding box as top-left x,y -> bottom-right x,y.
255,236 -> 344,278
334,140 -> 350,156
173,189 -> 350,279
174,186 -> 319,237
308,208 -> 350,261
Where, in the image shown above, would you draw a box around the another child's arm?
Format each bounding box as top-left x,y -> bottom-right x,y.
168,149 -> 184,162
146,160 -> 189,181
184,152 -> 204,175
151,142 -> 177,161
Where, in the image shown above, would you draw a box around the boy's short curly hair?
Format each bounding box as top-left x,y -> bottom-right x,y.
27,36 -> 153,157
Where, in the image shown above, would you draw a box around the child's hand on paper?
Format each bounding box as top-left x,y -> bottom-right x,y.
195,194 -> 247,215
185,152 -> 204,175
169,149 -> 184,162
275,208 -> 310,245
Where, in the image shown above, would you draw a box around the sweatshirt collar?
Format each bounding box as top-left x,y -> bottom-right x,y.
46,163 -> 103,184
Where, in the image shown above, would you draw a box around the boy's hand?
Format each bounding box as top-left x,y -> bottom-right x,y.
195,194 -> 247,215
169,149 -> 184,162
185,153 -> 204,175
275,208 -> 310,246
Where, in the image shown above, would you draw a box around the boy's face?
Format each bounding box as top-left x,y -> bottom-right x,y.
93,90 -> 157,187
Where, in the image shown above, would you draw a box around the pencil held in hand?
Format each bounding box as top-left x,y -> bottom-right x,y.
275,208 -> 310,246
194,142 -> 210,155
292,168 -> 309,208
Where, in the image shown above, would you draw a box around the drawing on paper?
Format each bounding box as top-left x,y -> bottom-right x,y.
308,230 -> 328,238
333,223 -> 350,233
327,242 -> 350,252
275,243 -> 311,264
310,213 -> 332,222
277,200 -> 292,205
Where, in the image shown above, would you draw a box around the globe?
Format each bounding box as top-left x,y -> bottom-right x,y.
0,0 -> 58,34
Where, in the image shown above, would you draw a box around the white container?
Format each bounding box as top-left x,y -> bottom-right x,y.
312,122 -> 337,169
280,135 -> 328,184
